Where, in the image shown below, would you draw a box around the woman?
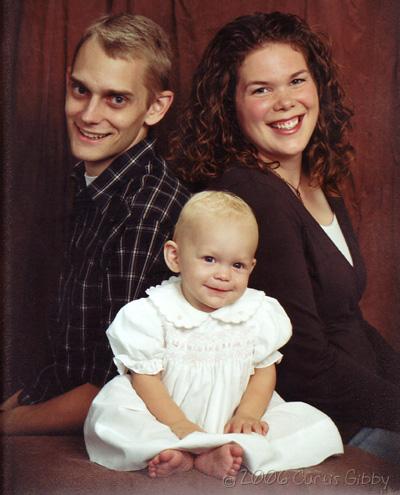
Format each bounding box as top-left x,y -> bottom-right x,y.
170,12 -> 400,464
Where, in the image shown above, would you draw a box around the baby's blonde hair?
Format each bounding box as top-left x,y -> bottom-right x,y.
174,190 -> 258,242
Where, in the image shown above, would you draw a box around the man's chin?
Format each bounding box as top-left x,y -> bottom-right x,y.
69,144 -> 110,163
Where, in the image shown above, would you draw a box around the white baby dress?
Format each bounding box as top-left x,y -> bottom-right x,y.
84,276 -> 343,473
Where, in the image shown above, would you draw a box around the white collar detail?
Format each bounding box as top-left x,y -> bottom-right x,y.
145,276 -> 265,329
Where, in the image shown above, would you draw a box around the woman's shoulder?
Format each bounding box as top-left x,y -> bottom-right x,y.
209,166 -> 284,204
209,166 -> 302,224
210,166 -> 272,187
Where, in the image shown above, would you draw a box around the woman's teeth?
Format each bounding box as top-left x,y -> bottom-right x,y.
270,117 -> 299,130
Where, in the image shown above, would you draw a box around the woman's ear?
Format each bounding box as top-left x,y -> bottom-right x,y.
164,240 -> 180,273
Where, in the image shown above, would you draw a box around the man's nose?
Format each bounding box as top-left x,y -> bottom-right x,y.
80,97 -> 103,124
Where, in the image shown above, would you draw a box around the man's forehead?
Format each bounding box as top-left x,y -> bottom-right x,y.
74,36 -> 146,69
71,39 -> 148,94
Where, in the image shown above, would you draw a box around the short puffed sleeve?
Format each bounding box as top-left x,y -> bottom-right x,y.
253,296 -> 292,368
106,298 -> 165,375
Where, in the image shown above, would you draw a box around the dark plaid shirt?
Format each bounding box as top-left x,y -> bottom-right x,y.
19,137 -> 189,404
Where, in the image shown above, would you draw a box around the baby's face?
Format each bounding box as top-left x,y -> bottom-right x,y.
176,215 -> 257,312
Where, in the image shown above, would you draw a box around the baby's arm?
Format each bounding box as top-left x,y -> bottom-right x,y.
224,365 -> 275,435
131,372 -> 203,439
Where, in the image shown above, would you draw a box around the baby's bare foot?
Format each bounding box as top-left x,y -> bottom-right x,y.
194,443 -> 243,479
148,449 -> 193,478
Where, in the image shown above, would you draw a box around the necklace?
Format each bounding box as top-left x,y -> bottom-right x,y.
271,168 -> 303,203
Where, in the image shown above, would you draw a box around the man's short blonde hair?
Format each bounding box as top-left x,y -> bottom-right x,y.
72,13 -> 172,98
174,190 -> 258,242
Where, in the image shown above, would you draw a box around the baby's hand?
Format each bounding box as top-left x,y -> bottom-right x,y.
224,415 -> 269,435
170,419 -> 204,439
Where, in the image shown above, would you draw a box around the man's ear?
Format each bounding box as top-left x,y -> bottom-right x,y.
144,90 -> 174,126
66,66 -> 72,84
164,240 -> 180,273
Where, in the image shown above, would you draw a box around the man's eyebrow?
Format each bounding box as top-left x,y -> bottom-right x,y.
69,76 -> 86,87
69,76 -> 134,97
106,89 -> 134,98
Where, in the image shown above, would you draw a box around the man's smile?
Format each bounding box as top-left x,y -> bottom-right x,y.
75,123 -> 111,141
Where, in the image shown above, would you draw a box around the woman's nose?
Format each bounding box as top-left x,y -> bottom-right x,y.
272,89 -> 295,112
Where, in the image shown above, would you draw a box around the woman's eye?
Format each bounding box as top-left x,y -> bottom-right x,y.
252,87 -> 270,95
291,78 -> 305,85
203,256 -> 215,263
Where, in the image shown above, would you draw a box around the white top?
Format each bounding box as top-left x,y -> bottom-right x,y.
84,174 -> 97,186
85,276 -> 343,473
106,276 -> 292,434
321,214 -> 353,266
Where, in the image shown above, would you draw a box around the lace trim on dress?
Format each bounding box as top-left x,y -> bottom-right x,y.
113,355 -> 163,375
146,276 -> 265,329
165,335 -> 254,363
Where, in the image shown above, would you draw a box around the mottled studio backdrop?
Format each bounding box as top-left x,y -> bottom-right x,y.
2,0 -> 399,398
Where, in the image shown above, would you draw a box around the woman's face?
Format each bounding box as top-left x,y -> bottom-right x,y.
235,42 -> 319,167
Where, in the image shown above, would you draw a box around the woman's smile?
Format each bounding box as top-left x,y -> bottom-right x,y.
235,43 -> 319,167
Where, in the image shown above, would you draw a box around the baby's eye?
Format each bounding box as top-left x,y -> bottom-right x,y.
203,256 -> 215,263
233,262 -> 244,269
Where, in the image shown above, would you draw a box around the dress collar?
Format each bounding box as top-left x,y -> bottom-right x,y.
146,276 -> 265,329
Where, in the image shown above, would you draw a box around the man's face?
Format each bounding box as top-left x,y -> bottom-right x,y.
65,37 -> 153,175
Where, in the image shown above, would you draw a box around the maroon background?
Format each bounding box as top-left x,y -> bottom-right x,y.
2,0 -> 399,398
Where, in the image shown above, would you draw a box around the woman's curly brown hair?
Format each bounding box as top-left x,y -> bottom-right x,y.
170,11 -> 354,194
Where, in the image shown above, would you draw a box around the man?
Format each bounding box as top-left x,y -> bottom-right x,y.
1,13 -> 189,433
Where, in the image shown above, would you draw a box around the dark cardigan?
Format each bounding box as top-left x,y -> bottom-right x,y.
211,166 -> 400,441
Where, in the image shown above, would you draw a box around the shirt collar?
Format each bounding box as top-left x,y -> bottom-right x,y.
71,135 -> 158,210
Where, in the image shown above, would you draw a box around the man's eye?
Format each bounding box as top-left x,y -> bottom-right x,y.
72,83 -> 87,96
110,95 -> 126,106
203,256 -> 215,263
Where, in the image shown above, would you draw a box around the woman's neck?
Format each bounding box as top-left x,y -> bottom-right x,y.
275,155 -> 302,181
260,153 -> 303,183
271,158 -> 304,200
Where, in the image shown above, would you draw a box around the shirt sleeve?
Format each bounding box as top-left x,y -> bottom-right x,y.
107,217 -> 172,314
106,298 -> 165,375
253,296 -> 292,368
90,218 -> 173,384
213,168 -> 400,432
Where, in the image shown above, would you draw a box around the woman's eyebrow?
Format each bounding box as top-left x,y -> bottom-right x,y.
246,69 -> 310,87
